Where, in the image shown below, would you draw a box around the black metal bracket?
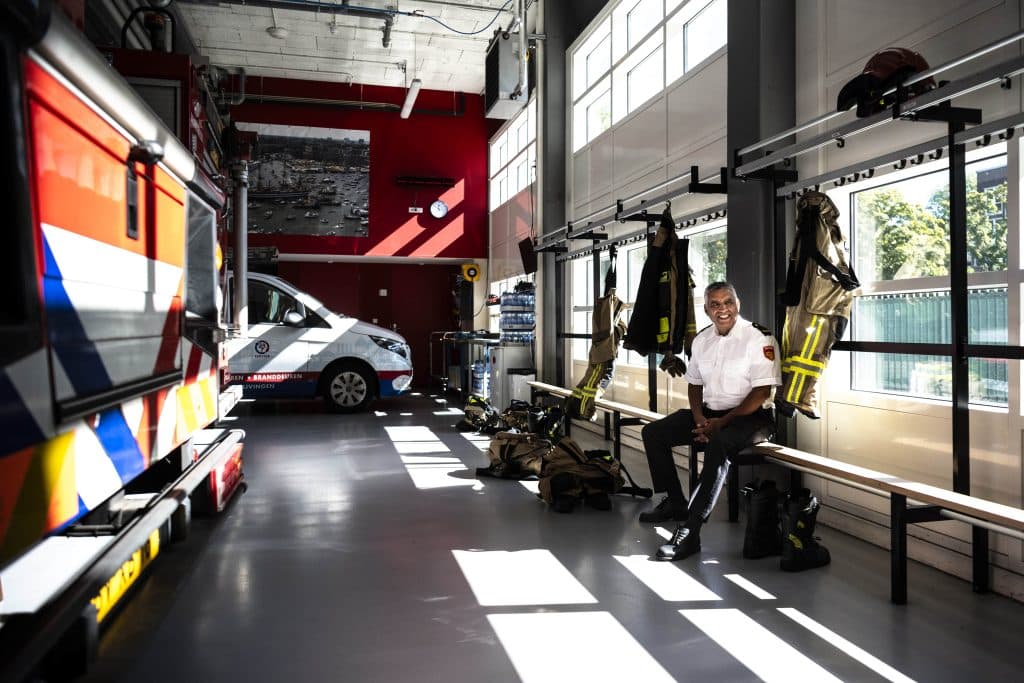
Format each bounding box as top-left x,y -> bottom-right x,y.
898,101 -> 982,127
734,162 -> 799,183
619,211 -> 656,224
619,417 -> 644,427
688,166 -> 728,194
534,243 -> 567,254
570,230 -> 607,241
904,504 -> 945,524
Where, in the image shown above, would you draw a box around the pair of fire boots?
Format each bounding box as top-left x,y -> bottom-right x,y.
742,481 -> 831,571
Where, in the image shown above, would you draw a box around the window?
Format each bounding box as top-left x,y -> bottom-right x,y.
248,281 -> 301,326
574,75 -> 612,151
572,17 -> 612,100
684,0 -> 727,70
847,150 -> 1008,406
586,87 -> 612,143
626,0 -> 662,50
586,34 -> 611,90
612,32 -> 663,122
626,44 -> 664,113
489,99 -> 537,210
666,0 -> 728,85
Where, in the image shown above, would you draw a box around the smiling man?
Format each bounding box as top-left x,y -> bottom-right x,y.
638,281 -> 782,561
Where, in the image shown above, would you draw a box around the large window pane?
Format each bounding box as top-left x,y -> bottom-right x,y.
853,154 -> 1007,282
627,0 -> 662,50
684,225 -> 727,293
586,34 -> 611,90
852,354 -> 1008,406
853,289 -> 1008,344
572,18 -> 611,100
627,45 -> 664,112
586,88 -> 612,143
851,288 -> 1008,406
684,0 -> 727,70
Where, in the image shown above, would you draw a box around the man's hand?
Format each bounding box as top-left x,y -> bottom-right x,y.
692,417 -> 726,443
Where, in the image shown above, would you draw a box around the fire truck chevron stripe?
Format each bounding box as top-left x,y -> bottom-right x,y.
93,408 -> 146,482
41,236 -> 112,397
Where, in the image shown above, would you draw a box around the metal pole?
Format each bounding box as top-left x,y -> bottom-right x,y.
232,162 -> 248,331
948,118 -> 969,496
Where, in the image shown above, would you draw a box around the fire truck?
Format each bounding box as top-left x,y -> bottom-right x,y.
0,4 -> 245,680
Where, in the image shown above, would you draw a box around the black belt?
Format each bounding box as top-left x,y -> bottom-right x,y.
703,405 -> 772,418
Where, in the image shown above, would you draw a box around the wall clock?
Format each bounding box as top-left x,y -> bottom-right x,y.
430,199 -> 449,218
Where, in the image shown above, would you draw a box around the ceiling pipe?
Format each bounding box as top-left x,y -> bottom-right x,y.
178,0 -> 396,47
512,0 -> 527,99
400,78 -> 422,118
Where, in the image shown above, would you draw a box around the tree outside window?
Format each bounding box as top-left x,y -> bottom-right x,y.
850,154 -> 1008,405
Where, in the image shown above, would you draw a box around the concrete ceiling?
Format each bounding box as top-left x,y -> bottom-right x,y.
175,0 -> 517,94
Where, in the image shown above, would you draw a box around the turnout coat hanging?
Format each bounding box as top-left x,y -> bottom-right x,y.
567,285 -> 629,420
778,191 -> 860,418
621,206 -> 696,372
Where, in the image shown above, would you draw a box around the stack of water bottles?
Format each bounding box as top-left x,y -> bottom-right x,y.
499,286 -> 536,345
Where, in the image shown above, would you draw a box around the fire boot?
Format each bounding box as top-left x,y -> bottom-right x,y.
742,480 -> 782,559
780,488 -> 831,571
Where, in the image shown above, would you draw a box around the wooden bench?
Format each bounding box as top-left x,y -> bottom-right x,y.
527,381 -> 762,522
529,380 -> 1024,604
748,442 -> 1024,603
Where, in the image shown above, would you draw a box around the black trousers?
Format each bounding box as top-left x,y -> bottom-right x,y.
641,406 -> 774,533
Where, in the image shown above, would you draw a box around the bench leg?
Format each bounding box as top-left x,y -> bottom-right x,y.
613,412 -> 621,462
727,464 -> 739,522
972,526 -> 990,593
891,493 -> 908,605
604,411 -> 611,441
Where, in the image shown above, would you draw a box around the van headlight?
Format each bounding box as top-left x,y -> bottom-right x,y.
369,335 -> 409,359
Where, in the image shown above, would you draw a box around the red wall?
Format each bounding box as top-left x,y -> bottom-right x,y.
231,76 -> 490,259
278,261 -> 460,388
232,76 -> 493,390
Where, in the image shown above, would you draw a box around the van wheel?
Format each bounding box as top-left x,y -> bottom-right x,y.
323,364 -> 375,413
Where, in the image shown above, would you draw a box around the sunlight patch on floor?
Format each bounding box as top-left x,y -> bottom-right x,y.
680,608 -> 843,683
487,612 -> 675,682
452,549 -> 597,606
778,608 -> 916,683
723,573 -> 776,600
614,555 -> 722,602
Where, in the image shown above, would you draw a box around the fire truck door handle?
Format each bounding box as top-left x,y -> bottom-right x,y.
126,165 -> 139,240
125,142 -> 162,241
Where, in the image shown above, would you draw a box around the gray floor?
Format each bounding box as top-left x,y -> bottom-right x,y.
84,393 -> 1023,682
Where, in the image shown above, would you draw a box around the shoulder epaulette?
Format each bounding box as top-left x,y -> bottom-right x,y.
752,322 -> 772,336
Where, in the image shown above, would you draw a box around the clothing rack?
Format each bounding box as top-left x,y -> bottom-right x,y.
732,33 -> 1024,595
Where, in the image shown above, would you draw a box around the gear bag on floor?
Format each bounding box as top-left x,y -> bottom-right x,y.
477,431 -> 552,480
537,438 -> 625,510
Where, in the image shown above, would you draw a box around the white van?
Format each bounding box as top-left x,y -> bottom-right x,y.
225,272 -> 413,412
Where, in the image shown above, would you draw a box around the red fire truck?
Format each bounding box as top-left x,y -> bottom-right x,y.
0,4 -> 245,679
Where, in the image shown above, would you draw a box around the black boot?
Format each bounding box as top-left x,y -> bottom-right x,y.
742,480 -> 782,559
548,472 -> 578,513
780,488 -> 831,571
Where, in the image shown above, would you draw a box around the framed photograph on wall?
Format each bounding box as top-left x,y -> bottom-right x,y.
236,122 -> 370,238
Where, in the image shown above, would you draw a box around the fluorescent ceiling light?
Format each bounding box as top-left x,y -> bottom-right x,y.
400,78 -> 422,119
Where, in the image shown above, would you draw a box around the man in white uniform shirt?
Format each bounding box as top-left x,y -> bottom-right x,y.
638,281 -> 781,561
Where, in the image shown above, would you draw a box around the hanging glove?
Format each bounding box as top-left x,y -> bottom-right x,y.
659,352 -> 686,378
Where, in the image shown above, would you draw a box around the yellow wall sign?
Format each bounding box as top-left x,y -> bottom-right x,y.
90,529 -> 161,623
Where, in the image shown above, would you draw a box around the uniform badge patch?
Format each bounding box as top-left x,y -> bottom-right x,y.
763,346 -> 775,361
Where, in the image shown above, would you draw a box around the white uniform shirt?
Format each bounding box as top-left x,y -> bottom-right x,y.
684,315 -> 782,411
